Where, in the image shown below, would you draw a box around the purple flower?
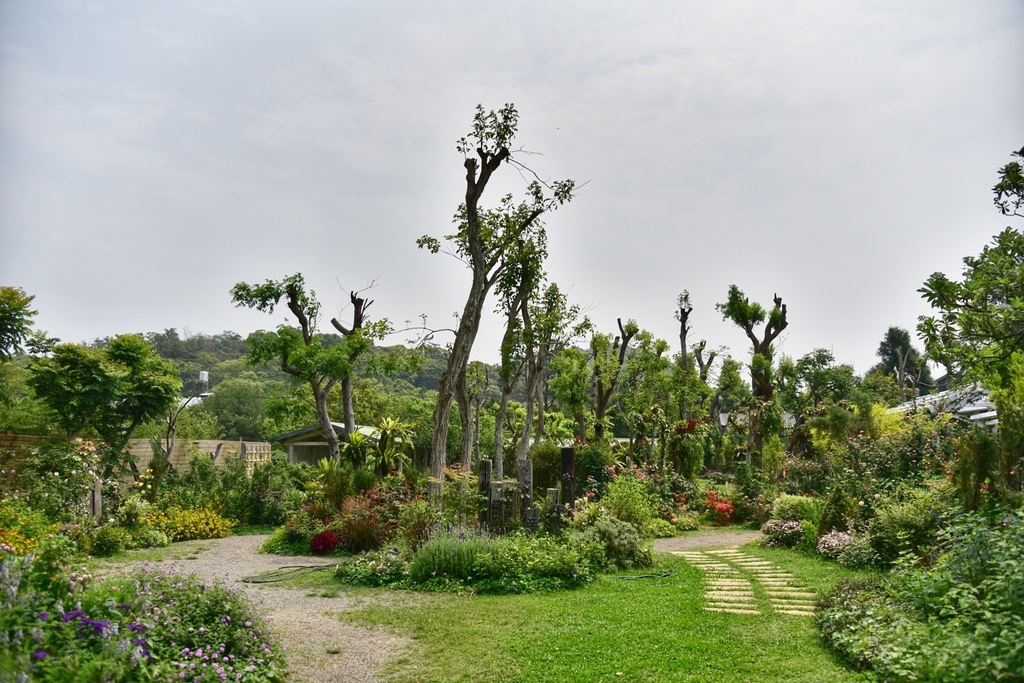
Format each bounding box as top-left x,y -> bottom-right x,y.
126,623 -> 147,632
63,610 -> 86,621
36,613 -> 49,622
33,651 -> 47,660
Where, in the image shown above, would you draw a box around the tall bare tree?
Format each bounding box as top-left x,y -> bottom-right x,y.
418,104 -> 574,493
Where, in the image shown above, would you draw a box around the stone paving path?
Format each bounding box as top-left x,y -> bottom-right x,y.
673,546 -> 817,617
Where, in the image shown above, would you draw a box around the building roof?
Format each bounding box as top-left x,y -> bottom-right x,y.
888,383 -> 998,429
269,423 -> 379,444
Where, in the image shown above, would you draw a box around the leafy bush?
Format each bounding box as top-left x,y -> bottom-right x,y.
336,495 -> 386,553
760,519 -> 805,548
128,526 -> 169,550
116,494 -> 152,530
336,548 -> 409,586
146,504 -> 232,542
575,442 -> 614,493
817,530 -> 877,568
0,556 -> 285,681
771,494 -> 822,523
649,517 -> 677,538
868,487 -> 939,563
603,474 -> 656,534
408,529 -> 493,585
90,525 -> 132,557
310,529 -> 343,555
399,497 -> 440,551
571,516 -> 651,571
351,466 -> 376,495
705,490 -> 734,526
156,451 -> 223,511
13,438 -> 101,522
408,529 -> 594,593
674,510 -> 700,531
817,510 -> 1024,681
817,485 -> 855,536
529,440 -> 563,491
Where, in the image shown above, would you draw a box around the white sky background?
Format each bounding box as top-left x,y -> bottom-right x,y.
1,1 -> 1021,378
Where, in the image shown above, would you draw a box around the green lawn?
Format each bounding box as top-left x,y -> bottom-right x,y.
336,545 -> 874,683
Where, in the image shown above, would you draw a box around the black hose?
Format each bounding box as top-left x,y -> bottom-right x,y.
616,569 -> 674,581
241,564 -> 336,584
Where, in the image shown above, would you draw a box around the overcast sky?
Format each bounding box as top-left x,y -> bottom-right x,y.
1,1 -> 1021,378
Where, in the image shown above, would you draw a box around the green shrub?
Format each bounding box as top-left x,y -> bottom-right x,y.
59,523 -> 93,556
529,440 -> 563,491
408,530 -> 593,594
335,496 -> 386,553
868,487 -> 939,563
336,548 -> 409,586
128,525 -> 169,549
157,451 -> 223,510
603,475 -> 656,536
90,525 -> 132,557
817,511 -> 1024,681
146,504 -> 232,542
399,498 -> 440,551
818,485 -> 855,536
649,517 -> 677,538
674,510 -> 700,531
576,442 -> 614,493
572,516 -> 651,571
352,467 -> 376,495
471,533 -> 592,593
409,530 -> 492,585
116,494 -> 152,530
771,494 -> 822,523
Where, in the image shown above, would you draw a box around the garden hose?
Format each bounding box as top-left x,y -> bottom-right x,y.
241,564 -> 337,584
616,569 -> 674,581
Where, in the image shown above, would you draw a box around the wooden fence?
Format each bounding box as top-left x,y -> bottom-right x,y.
125,439 -> 273,477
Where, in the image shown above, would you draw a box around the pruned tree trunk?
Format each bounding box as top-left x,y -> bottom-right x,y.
457,368 -> 474,471
494,391 -> 510,480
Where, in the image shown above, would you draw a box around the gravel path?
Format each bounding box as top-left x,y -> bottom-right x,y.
149,535 -> 409,683
108,528 -> 762,682
653,527 -> 763,553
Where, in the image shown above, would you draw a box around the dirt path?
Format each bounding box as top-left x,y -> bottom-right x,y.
148,535 -> 409,683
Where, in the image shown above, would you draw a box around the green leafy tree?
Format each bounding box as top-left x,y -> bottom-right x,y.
867,326 -> 933,400
202,375 -> 267,440
518,282 -> 589,460
590,319 -> 639,440
417,104 -> 575,490
0,286 -> 37,362
231,273 -> 383,462
716,285 -> 788,400
919,227 -> 1024,378
28,334 -> 180,476
920,147 -> 1024,379
549,347 -> 591,441
716,286 -> 788,466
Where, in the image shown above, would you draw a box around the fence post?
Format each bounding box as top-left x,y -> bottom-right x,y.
560,447 -> 576,505
90,478 -> 102,518
517,459 -> 533,526
478,459 -> 492,528
490,481 -> 505,533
